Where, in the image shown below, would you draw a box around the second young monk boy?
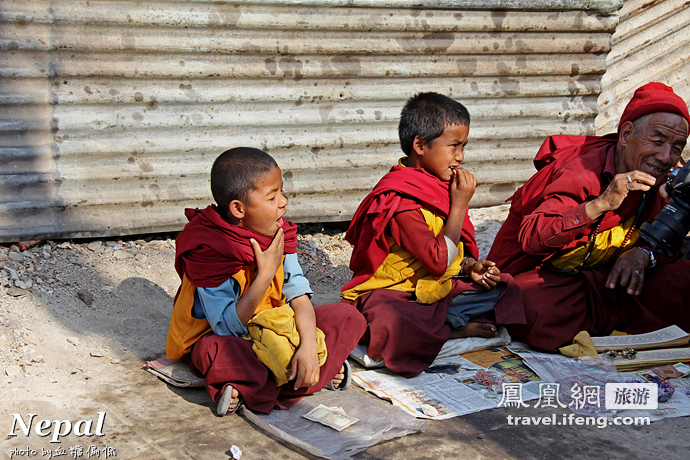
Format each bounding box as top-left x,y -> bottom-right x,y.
166,147 -> 367,415
341,92 -> 526,377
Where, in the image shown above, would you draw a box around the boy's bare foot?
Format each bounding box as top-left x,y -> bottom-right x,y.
330,365 -> 346,389
217,386 -> 242,416
449,323 -> 497,339
225,388 -> 240,413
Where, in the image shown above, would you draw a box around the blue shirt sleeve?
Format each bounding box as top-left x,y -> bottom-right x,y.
193,278 -> 248,337
192,253 -> 313,337
283,253 -> 313,302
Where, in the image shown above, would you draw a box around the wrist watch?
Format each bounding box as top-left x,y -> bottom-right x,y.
458,257 -> 472,278
638,247 -> 657,269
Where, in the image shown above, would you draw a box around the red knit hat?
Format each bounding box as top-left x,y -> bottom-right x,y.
618,82 -> 690,132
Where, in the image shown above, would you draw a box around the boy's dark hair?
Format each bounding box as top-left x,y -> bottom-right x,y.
211,147 -> 278,212
398,92 -> 470,156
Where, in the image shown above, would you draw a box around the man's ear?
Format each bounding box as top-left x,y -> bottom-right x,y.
228,200 -> 245,221
412,135 -> 426,156
618,120 -> 635,148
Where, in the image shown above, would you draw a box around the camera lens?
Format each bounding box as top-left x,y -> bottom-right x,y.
640,197 -> 690,257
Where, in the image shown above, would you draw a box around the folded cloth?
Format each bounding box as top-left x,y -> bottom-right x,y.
246,305 -> 327,386
558,331 -> 598,357
142,357 -> 204,387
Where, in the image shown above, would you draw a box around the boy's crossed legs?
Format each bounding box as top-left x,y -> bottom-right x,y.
189,302 -> 366,415
446,285 -> 502,339
217,363 -> 348,415
449,322 -> 497,338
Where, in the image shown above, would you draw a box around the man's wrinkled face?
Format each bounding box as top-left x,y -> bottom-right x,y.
621,112 -> 688,184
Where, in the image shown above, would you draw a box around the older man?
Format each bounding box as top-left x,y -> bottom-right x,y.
488,82 -> 690,352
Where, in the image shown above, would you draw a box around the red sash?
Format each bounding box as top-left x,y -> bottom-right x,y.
343,166 -> 478,292
175,205 -> 297,288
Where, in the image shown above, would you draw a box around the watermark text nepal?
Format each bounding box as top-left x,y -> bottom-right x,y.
7,412 -> 106,443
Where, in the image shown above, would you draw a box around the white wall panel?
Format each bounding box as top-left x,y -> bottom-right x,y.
0,0 -> 621,241
597,0 -> 690,148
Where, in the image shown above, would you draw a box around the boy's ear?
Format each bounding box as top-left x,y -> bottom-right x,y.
412,135 -> 426,156
228,200 -> 245,221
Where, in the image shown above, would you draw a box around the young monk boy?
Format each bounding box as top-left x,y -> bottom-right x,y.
166,147 -> 367,415
341,92 -> 525,377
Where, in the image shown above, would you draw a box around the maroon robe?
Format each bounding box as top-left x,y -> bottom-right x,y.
488,135 -> 690,352
344,166 -> 525,377
175,205 -> 297,288
175,205 -> 366,413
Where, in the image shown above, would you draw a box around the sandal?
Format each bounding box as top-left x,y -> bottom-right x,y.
216,384 -> 243,416
326,360 -> 351,391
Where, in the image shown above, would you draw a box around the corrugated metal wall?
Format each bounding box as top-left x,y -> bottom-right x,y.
1,0 -> 621,242
596,0 -> 690,149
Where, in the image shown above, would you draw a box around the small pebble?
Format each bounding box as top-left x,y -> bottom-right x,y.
77,289 -> 94,306
113,250 -> 134,259
7,287 -> 27,297
5,365 -> 22,378
87,241 -> 103,251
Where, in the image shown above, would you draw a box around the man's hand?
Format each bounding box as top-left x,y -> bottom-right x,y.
250,228 -> 284,280
606,248 -> 651,295
585,171 -> 655,220
289,341 -> 320,390
659,179 -> 672,204
464,258 -> 501,290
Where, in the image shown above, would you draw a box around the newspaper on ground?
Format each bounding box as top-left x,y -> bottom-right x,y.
353,340 -> 690,422
349,327 -> 511,369
352,346 -> 542,420
242,388 -> 427,460
507,342 -> 690,422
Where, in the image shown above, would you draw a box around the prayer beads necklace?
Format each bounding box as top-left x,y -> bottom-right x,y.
572,192 -> 649,273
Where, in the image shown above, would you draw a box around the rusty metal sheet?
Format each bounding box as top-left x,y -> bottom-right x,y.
596,0 -> 690,141
0,0 -> 619,242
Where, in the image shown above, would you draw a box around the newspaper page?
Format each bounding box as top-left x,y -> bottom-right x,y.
354,342 -> 690,422
352,353 -> 541,420
507,342 -> 690,422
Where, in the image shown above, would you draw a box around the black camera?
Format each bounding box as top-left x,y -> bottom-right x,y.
639,162 -> 690,257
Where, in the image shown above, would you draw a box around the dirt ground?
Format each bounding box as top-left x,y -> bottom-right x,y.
0,204 -> 509,404
4,204 -> 688,460
0,205 -> 507,457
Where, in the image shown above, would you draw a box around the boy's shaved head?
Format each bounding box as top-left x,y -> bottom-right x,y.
398,92 -> 470,156
211,147 -> 278,213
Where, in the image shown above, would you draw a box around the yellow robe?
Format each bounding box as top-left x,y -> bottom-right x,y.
550,215 -> 639,271
342,208 -> 465,305
166,261 -> 327,386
